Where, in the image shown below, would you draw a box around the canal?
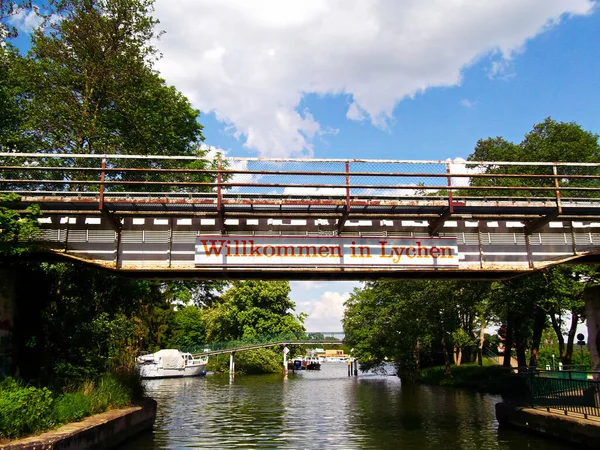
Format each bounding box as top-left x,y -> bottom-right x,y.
120,363 -> 576,449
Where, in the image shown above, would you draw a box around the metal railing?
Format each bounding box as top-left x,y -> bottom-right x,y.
523,370 -> 600,418
2,153 -> 600,214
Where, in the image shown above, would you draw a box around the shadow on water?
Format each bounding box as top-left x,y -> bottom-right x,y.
119,364 -> 578,449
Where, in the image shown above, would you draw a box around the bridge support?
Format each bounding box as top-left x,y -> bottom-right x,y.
229,351 -> 235,375
0,269 -> 16,376
584,286 -> 600,376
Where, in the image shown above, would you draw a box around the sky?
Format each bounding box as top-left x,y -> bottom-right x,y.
8,0 -> 600,331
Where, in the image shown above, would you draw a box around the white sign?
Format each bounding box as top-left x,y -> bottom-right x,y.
283,347 -> 289,355
195,236 -> 458,268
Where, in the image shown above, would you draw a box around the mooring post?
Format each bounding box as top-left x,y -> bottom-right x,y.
229,351 -> 235,375
354,359 -> 358,376
347,359 -> 351,377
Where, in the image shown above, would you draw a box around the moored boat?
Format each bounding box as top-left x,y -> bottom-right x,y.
137,349 -> 208,379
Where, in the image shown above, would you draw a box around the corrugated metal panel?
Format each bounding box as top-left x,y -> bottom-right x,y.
87,230 -> 115,243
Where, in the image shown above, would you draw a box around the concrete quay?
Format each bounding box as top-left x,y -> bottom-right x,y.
0,398 -> 156,450
496,402 -> 600,449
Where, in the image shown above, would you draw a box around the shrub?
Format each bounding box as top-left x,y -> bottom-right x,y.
0,378 -> 55,439
53,392 -> 91,424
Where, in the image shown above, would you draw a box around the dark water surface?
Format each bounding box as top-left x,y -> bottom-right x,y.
120,363 -> 576,449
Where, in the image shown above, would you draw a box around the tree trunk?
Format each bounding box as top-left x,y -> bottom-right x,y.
549,310 -> 565,361
441,335 -> 453,378
529,306 -> 546,367
456,348 -> 462,366
564,311 -> 579,365
478,314 -> 486,366
414,339 -> 420,372
516,343 -> 527,369
503,320 -> 514,368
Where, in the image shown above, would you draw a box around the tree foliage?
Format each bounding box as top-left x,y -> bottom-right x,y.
0,193 -> 40,255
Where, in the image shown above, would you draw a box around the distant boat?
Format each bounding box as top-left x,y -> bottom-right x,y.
137,349 -> 208,379
289,356 -> 321,371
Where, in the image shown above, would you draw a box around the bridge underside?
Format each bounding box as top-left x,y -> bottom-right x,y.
19,214 -> 600,281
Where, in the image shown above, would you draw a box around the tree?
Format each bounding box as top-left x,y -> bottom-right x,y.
204,281 -> 305,343
467,118 -> 600,198
0,193 -> 40,256
16,0 -> 204,156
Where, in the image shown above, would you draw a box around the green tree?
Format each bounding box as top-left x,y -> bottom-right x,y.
466,118 -> 600,198
0,193 -> 40,255
20,0 -> 204,156
205,280 -> 305,343
169,306 -> 206,351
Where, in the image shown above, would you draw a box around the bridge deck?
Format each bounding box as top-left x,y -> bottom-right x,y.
3,154 -> 600,279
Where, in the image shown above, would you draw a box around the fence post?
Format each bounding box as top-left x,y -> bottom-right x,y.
98,155 -> 107,210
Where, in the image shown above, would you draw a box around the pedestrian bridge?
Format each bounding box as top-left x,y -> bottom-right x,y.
186,331 -> 346,358
2,153 -> 600,279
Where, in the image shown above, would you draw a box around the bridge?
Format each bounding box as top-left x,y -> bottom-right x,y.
182,331 -> 346,374
2,153 -> 600,279
187,331 -> 345,358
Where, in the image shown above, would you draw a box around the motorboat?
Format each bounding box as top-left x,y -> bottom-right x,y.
137,349 -> 208,379
289,356 -> 321,371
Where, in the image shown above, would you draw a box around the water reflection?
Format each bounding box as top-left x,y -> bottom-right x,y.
120,364 -> 577,449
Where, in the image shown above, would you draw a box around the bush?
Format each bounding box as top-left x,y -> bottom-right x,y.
53,392 -> 91,424
415,363 -> 508,394
0,371 -> 143,440
0,378 -> 55,439
235,348 -> 283,374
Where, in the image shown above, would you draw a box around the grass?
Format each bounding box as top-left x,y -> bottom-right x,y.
415,359 -> 510,394
0,371 -> 144,441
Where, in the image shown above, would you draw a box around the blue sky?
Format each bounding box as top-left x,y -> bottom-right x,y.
7,1 -> 600,331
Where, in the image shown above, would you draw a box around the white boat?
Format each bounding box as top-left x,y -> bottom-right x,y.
136,349 -> 208,379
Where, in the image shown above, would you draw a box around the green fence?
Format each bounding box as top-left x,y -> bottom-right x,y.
521,371 -> 600,418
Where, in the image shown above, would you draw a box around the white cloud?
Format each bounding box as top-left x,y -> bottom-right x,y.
459,99 -> 477,109
7,9 -> 43,34
154,0 -> 595,157
291,281 -> 359,331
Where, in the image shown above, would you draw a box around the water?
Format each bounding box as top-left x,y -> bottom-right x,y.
120,364 -> 577,449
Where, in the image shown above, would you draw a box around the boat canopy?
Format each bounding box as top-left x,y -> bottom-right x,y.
153,349 -> 186,369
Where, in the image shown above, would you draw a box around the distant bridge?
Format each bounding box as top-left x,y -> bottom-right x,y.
186,332 -> 346,358
3,153 -> 600,280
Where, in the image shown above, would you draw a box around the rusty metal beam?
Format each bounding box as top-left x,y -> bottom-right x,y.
428,208 -> 452,236
101,207 -> 122,233
525,209 -> 561,235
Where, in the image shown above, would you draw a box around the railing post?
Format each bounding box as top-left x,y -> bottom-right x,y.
345,160 -> 350,209
98,155 -> 107,210
446,162 -> 454,213
553,164 -> 562,214
217,154 -> 224,233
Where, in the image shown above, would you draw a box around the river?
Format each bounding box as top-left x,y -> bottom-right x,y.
120,363 -> 576,449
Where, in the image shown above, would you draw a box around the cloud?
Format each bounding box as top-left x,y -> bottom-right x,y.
291,281 -> 359,331
153,0 -> 595,157
459,99 -> 477,109
7,8 -> 43,34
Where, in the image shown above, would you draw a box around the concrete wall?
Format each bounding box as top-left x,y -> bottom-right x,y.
0,269 -> 15,376
584,285 -> 600,374
496,402 -> 600,449
2,398 -> 157,450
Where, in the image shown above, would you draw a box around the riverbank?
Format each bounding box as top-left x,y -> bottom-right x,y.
414,361 -> 507,394
0,398 -> 156,449
496,402 -> 600,449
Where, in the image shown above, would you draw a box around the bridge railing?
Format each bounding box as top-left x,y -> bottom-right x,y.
2,153 -> 600,205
